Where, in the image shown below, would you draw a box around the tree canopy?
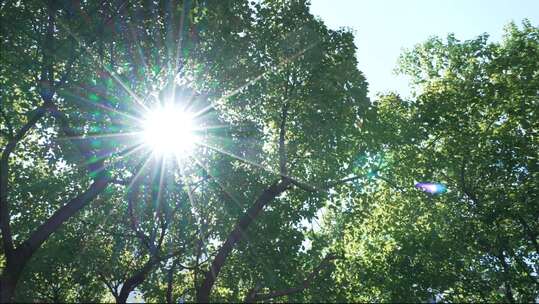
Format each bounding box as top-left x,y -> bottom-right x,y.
1,0 -> 537,303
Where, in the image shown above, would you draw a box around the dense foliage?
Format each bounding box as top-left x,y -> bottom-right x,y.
0,0 -> 537,302
325,21 -> 539,303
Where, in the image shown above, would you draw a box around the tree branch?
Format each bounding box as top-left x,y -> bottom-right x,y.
166,260 -> 177,304
458,158 -> 482,209
97,271 -> 119,299
290,174 -> 369,194
18,174 -> 110,260
196,179 -> 292,302
46,103 -> 105,173
117,247 -> 187,303
127,177 -> 156,254
1,102 -> 51,260
117,256 -> 161,303
1,103 -> 51,162
279,101 -> 289,176
245,254 -> 337,303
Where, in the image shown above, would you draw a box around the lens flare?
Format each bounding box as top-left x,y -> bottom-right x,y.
415,182 -> 447,194
142,105 -> 196,156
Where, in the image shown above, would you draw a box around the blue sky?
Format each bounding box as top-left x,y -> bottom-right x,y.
309,0 -> 539,99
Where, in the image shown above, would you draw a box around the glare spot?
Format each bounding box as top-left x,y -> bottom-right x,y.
415,182 -> 447,195
142,105 -> 197,156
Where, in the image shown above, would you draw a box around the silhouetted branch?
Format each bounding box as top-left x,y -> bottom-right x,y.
245,254 -> 337,303
196,179 -> 292,302
279,101 -> 289,176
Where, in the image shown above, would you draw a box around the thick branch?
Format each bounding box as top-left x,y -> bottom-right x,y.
18,174 -> 110,261
117,247 -> 186,304
98,271 -> 120,299
245,254 -> 337,303
8,103 -> 110,266
196,179 -> 292,303
1,103 -> 50,259
117,257 -> 161,303
244,284 -> 262,303
0,9 -> 78,261
1,104 -> 51,161
1,5 -> 98,299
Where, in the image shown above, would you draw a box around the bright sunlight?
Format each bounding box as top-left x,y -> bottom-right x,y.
142,105 -> 197,155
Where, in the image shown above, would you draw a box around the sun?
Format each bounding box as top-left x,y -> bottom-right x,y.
142,105 -> 197,156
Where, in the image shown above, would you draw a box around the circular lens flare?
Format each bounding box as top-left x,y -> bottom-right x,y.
142,105 -> 196,156
415,182 -> 447,195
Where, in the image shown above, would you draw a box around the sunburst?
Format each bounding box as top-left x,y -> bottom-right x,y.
57,10 -> 324,208
141,104 -> 197,157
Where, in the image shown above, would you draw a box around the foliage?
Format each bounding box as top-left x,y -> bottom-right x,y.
328,20 -> 539,302
1,0 -> 537,302
1,0 -> 367,302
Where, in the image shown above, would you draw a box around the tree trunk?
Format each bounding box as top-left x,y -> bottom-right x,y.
0,275 -> 18,303
0,257 -> 26,303
166,262 -> 176,304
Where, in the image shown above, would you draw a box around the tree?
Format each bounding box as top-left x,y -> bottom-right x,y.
1,0 -> 369,302
328,21 -> 538,302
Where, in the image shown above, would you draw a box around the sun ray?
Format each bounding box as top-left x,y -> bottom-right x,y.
177,158 -> 204,237
126,151 -> 156,193
190,155 -> 246,207
61,90 -> 145,125
196,141 -> 322,193
191,103 -> 217,120
70,133 -> 145,179
56,131 -> 143,141
113,142 -> 148,162
57,21 -> 150,113
128,23 -> 153,88
189,155 -> 257,247
153,156 -> 167,230
192,124 -> 230,132
221,41 -> 320,104
78,141 -> 147,175
188,41 -> 320,121
171,0 -> 191,109
53,132 -> 146,170
196,141 -> 270,172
